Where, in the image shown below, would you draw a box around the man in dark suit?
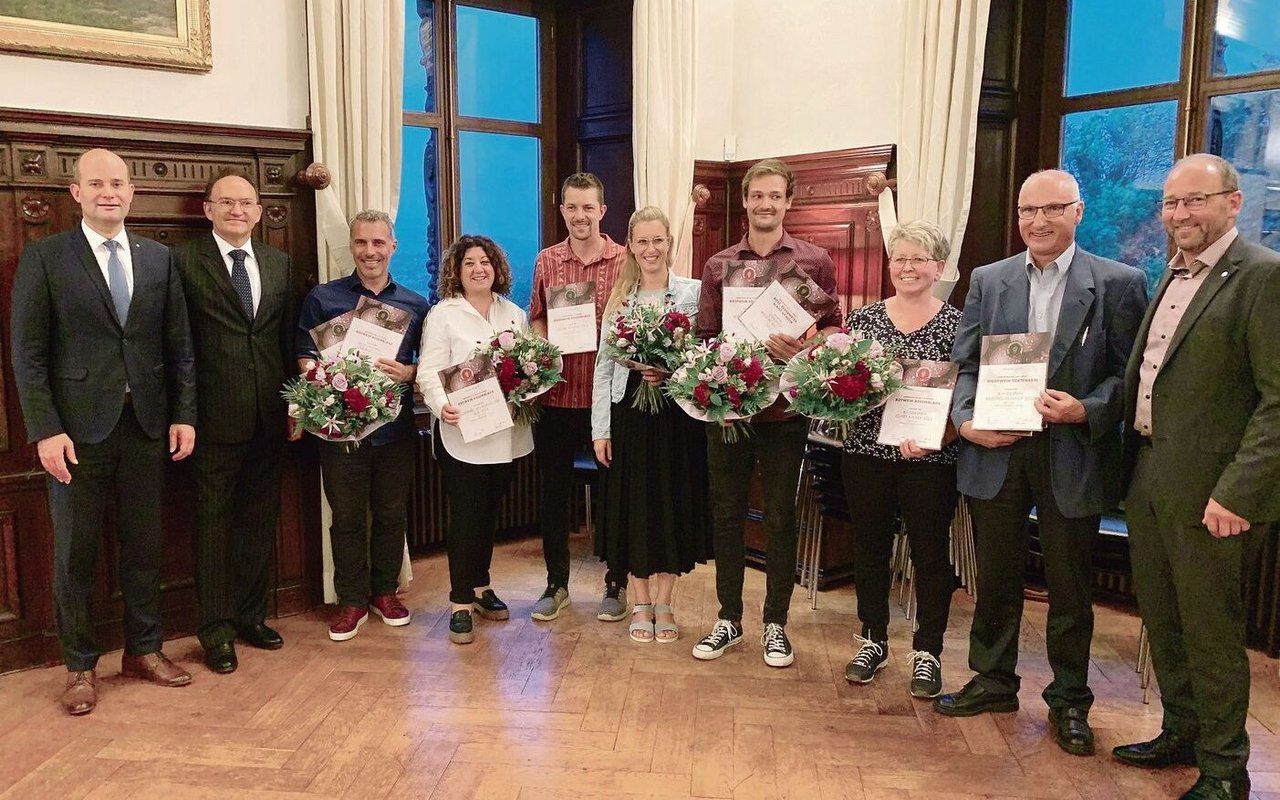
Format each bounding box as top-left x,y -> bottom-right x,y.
1112,154 -> 1280,800
173,171 -> 294,674
935,169 -> 1148,757
10,147 -> 198,715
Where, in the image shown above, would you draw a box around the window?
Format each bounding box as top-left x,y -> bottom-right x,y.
397,0 -> 554,306
1044,0 -> 1280,293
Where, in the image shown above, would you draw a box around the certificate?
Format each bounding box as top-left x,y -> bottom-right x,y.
545,281 -> 597,354
738,261 -> 838,342
877,360 -> 958,451
309,311 -> 354,360
971,333 -> 1050,433
439,356 -> 514,444
721,260 -> 777,340
342,316 -> 405,362
353,296 -> 412,335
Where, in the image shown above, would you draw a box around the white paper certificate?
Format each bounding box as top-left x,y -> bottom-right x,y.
972,333 -> 1050,432
545,281 -> 597,354
739,280 -> 814,342
877,360 -> 958,450
722,287 -> 763,339
439,357 -> 514,443
342,317 -> 405,362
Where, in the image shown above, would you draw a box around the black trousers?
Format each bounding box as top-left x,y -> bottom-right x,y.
437,438 -> 517,605
1127,445 -> 1260,778
318,436 -> 414,607
533,405 -> 626,590
191,420 -> 283,648
705,415 -> 808,626
966,434 -> 1097,711
842,452 -> 958,656
49,404 -> 165,671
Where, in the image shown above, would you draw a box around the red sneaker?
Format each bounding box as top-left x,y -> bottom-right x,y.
328,605 -> 368,641
370,594 -> 412,626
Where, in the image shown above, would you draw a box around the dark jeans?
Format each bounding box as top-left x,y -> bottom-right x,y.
191,422 -> 283,648
49,404 -> 165,671
967,434 -> 1097,711
534,405 -> 626,590
318,436 -> 414,607
841,452 -> 958,656
437,437 -> 517,605
1127,445 -> 1259,778
705,415 -> 808,626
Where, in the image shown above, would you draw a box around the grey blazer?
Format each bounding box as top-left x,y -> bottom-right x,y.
950,248 -> 1147,518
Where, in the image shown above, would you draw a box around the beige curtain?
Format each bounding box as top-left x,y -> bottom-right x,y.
880,0 -> 991,301
633,0 -> 697,276
306,0 -> 412,602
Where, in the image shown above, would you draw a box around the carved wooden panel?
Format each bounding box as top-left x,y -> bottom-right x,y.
0,510 -> 17,624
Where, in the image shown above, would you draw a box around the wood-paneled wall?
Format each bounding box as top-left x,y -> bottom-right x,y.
0,109 -> 322,674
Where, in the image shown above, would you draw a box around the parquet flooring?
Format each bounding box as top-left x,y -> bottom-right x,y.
3,531 -> 1280,799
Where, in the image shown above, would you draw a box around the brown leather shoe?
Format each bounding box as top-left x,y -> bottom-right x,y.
121,651 -> 192,687
61,669 -> 97,715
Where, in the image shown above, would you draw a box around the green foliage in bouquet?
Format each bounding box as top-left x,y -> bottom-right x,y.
782,329 -> 903,441
601,300 -> 694,414
665,336 -> 781,442
474,328 -> 564,426
283,352 -> 405,447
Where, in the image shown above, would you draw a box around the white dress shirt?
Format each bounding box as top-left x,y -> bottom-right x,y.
417,293 -> 535,464
81,219 -> 133,295
212,231 -> 262,313
1025,241 -> 1075,346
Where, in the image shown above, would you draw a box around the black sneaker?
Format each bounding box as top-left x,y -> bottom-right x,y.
844,636 -> 888,683
691,619 -> 743,660
761,623 -> 794,668
472,589 -> 510,621
908,650 -> 942,698
448,609 -> 474,644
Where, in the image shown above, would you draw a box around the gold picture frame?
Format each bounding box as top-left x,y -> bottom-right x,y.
0,0 -> 211,73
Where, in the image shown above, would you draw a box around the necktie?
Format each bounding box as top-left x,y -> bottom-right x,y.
230,248 -> 254,318
105,240 -> 130,325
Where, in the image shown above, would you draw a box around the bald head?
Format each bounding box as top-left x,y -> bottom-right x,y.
1021,169 -> 1081,200
1168,153 -> 1239,192
203,174 -> 263,246
1017,169 -> 1084,269
70,148 -> 134,237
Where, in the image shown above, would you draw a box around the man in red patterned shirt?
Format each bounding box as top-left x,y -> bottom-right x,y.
528,173 -> 628,622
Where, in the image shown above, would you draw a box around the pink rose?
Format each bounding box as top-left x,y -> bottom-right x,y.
710,365 -> 729,383
825,333 -> 853,354
331,373 -> 349,392
717,343 -> 736,363
497,330 -> 517,350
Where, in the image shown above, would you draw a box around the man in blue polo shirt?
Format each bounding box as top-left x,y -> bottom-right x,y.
296,210 -> 430,641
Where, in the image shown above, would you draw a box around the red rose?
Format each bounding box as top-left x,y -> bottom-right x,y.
306,364 -> 322,382
730,356 -> 745,371
725,384 -> 742,409
742,359 -> 765,388
342,387 -> 370,412
497,358 -> 521,394
491,337 -> 501,348
664,311 -> 690,332
385,390 -> 396,404
827,362 -> 871,402
693,382 -> 712,406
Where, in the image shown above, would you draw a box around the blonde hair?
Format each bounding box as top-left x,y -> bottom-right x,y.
603,206 -> 671,319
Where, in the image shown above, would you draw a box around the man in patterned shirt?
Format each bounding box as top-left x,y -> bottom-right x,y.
527,173 -> 629,622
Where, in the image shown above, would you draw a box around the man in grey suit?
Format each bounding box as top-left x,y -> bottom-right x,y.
10,147 -> 198,715
174,171 -> 295,675
934,169 -> 1148,757
1112,154 -> 1280,800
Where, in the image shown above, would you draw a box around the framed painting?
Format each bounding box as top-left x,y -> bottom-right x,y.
0,0 -> 211,72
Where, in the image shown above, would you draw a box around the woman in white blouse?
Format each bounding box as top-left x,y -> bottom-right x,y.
417,235 -> 533,645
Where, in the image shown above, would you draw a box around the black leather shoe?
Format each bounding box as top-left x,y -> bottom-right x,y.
472,589 -> 510,621
204,642 -> 237,674
1112,730 -> 1197,769
1048,707 -> 1094,756
933,681 -> 1019,717
1180,771 -> 1250,799
238,622 -> 284,650
449,610 -> 475,644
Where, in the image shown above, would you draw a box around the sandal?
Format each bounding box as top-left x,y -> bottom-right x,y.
654,603 -> 679,643
629,603 -> 655,643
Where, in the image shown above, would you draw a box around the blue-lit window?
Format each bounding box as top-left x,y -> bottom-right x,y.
460,132 -> 541,305
1065,0 -> 1183,96
1213,0 -> 1280,77
456,6 -> 539,123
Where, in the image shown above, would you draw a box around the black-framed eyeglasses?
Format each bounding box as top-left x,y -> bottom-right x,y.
1016,200 -> 1080,220
1159,190 -> 1234,212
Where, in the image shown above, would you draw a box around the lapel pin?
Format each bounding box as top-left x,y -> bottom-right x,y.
1221,271 -> 1228,277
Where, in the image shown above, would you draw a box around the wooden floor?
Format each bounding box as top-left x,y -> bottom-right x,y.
3,531 -> 1280,800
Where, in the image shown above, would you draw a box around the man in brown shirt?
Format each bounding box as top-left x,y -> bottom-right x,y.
1114,154 -> 1280,800
527,173 -> 628,622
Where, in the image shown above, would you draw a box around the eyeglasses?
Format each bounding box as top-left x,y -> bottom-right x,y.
889,256 -> 936,268
209,198 -> 259,210
1016,200 -> 1080,220
632,236 -> 669,249
1159,190 -> 1234,212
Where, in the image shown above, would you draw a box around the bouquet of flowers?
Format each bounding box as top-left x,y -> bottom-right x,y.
665,336 -> 781,442
601,300 -> 694,413
474,328 -> 564,425
283,352 -> 405,450
781,329 -> 903,441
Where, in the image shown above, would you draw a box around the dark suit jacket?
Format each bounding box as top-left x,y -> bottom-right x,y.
10,225 -> 197,445
951,248 -> 1148,518
1123,235 -> 1280,524
173,234 -> 294,444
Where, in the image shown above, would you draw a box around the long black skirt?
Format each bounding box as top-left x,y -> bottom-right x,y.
595,372 -> 713,577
